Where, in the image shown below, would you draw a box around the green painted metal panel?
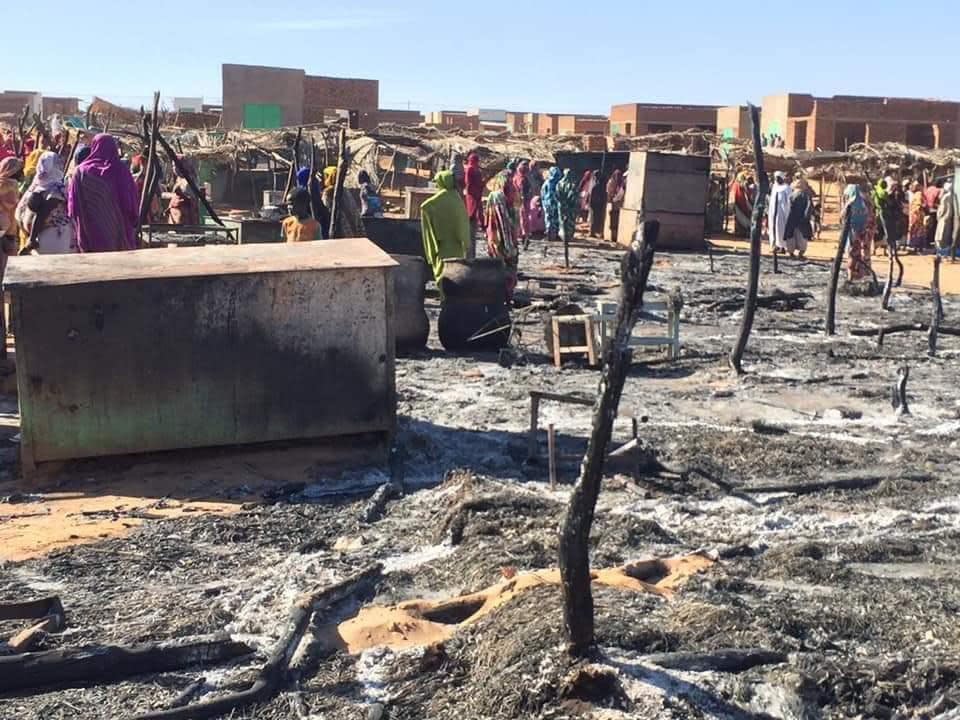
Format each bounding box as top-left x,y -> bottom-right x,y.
243,103 -> 282,129
262,104 -> 282,129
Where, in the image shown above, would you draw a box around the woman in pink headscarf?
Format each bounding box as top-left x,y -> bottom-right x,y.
67,134 -> 139,252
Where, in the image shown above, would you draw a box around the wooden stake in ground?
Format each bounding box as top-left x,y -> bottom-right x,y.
328,128 -> 348,240
825,207 -> 853,336
728,104 -> 769,375
929,254 -> 942,356
558,220 -> 659,657
282,127 -> 303,201
137,91 -> 161,233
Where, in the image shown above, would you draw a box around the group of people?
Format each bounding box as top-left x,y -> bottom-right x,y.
730,166 -> 960,281
0,130 -> 203,258
419,155 -> 626,300
762,134 -> 787,149
283,164 -> 385,243
731,170 -> 819,258
878,175 -> 959,255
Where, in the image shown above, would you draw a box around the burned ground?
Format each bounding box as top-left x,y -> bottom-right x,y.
1,237 -> 959,719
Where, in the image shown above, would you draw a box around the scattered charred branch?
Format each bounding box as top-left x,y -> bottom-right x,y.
851,322 -> 960,347
729,105 -> 768,375
746,469 -> 932,496
559,220 -> 658,657
645,648 -> 787,673
706,290 -> 812,313
1,596 -> 65,653
129,564 -> 382,720
0,635 -> 253,695
361,482 -> 399,524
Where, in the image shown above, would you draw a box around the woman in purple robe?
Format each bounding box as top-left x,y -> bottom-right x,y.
67,134 -> 139,252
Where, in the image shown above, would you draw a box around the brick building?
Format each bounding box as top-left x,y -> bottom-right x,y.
717,106 -> 753,140
222,64 -> 378,129
425,111 -> 479,131
761,93 -> 960,151
358,109 -> 423,130
609,103 -> 718,136
535,114 -> 559,135
41,96 -> 80,117
506,112 -> 535,134
0,90 -> 42,117
557,114 -> 608,136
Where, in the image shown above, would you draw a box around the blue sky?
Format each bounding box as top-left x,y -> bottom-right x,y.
6,1 -> 960,114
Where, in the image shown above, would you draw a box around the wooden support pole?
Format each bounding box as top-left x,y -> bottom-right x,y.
547,424 -> 558,490
528,394 -> 541,461
283,127 -> 303,201
138,91 -> 161,233
308,138 -> 318,219
328,128 -> 348,240
558,220 -> 659,657
729,104 -> 768,375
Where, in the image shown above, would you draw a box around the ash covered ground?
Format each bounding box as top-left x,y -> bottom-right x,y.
1,236 -> 959,720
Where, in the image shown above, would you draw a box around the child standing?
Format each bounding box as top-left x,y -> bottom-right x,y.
282,189 -> 322,243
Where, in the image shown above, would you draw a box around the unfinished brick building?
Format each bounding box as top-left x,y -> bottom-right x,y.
222,64 -> 378,129
761,93 -> 960,151
609,103 -> 718,136
0,90 -> 41,117
425,111 -> 479,131
717,106 -> 754,140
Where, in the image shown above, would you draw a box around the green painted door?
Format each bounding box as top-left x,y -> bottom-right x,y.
243,103 -> 282,129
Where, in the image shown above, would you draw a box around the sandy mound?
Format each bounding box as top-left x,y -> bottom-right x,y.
334,553 -> 713,653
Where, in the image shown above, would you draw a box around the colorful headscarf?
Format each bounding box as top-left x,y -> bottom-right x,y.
323,166 -> 337,189
29,152 -> 66,195
844,184 -> 869,233
297,167 -> 311,188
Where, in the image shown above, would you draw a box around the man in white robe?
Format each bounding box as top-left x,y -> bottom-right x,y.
767,171 -> 792,253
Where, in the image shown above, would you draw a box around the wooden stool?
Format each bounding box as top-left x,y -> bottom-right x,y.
551,314 -> 598,368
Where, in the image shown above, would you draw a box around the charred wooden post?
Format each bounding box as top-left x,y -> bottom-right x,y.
137,92 -> 161,233
929,254 -> 943,356
328,128 -> 349,239
308,138 -> 318,219
558,220 -> 658,657
892,365 -> 910,416
729,105 -> 768,375
283,127 -> 303,201
825,208 -> 853,335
